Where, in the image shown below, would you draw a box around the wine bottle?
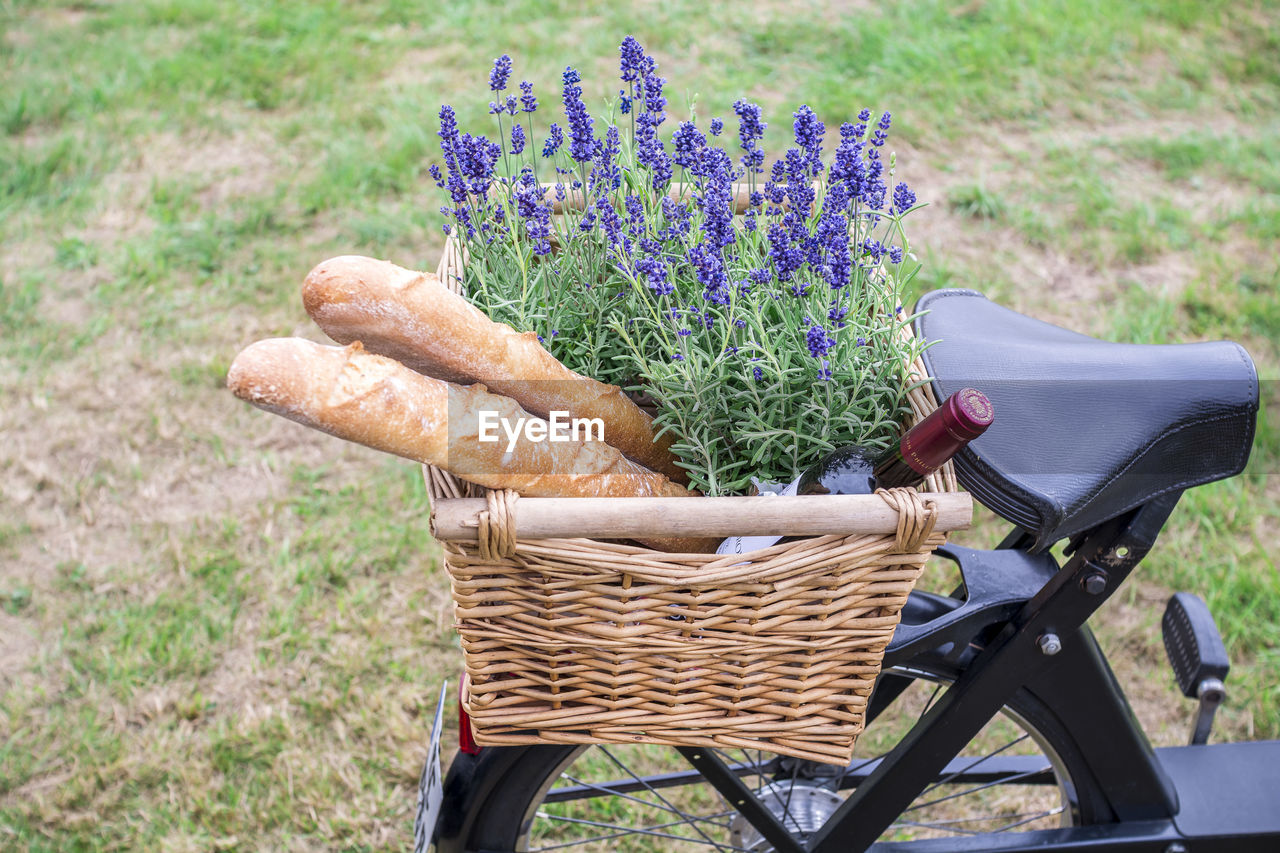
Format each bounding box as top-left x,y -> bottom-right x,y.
797,388 -> 994,496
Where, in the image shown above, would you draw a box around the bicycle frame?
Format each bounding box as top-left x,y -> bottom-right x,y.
434,488 -> 1280,852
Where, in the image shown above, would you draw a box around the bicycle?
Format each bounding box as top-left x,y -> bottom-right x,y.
420,288 -> 1276,852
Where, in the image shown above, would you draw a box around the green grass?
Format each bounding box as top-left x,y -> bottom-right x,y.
2,0 -> 1279,848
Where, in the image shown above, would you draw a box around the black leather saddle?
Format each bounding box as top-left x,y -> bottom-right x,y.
914,289 -> 1258,551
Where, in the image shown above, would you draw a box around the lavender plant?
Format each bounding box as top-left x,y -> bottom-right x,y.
430,39 -> 926,495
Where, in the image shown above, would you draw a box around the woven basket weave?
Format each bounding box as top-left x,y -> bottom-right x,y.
426,236 -> 965,764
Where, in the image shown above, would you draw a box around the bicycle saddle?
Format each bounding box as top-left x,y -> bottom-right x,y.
914,289 -> 1258,551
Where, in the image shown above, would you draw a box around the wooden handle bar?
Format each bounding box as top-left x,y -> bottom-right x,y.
430,493 -> 972,542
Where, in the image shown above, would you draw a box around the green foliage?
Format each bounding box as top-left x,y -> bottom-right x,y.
445,51 -> 922,493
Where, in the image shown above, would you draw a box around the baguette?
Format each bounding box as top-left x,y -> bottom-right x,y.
301,255 -> 687,483
228,338 -> 715,551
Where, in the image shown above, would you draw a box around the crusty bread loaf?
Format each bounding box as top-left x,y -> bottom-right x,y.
228,337 -> 696,502
301,255 -> 687,483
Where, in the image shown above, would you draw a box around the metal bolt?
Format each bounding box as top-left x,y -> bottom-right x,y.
1164,843 -> 1188,853
1038,633 -> 1062,656
1082,572 -> 1108,595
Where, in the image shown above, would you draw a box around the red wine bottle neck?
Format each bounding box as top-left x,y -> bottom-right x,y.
876,388 -> 994,487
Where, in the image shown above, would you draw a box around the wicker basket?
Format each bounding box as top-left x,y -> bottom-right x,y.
426,236 -> 968,764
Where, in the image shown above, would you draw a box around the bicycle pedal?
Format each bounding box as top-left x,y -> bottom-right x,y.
1162,592 -> 1230,745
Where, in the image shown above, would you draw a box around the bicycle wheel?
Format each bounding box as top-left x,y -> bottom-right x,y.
451,659 -> 1108,852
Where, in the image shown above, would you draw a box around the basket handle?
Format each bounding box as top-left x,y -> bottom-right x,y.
430,490 -> 971,554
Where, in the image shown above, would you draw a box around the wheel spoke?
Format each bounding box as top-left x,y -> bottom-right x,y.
993,806 -> 1066,833
596,746 -> 738,852
905,765 -> 1052,812
531,812 -> 748,852
916,732 -> 1032,799
557,771 -> 721,822
510,666 -> 1085,852
918,679 -> 946,719
891,806 -> 1066,837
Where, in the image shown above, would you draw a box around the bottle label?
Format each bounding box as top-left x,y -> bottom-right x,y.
715,476 -> 801,557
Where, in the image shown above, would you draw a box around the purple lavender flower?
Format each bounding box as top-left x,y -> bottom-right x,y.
862,154 -> 887,209
639,52 -> 666,120
505,95 -> 518,116
767,221 -> 804,283
659,197 -> 692,241
542,123 -> 564,158
828,301 -> 849,327
624,194 -> 647,239
591,125 -> 622,193
764,159 -> 787,206
437,107 -> 476,205
598,198 -> 629,254
688,243 -> 730,304
520,80 -> 537,113
817,359 -> 832,381
618,90 -> 632,114
698,152 -> 735,250
578,204 -> 597,233
620,36 -> 646,86
489,55 -> 512,92
678,328 -> 692,336
753,365 -> 764,382
637,131 -> 672,192
457,132 -> 500,196
437,105 -> 462,170
892,182 -> 916,213
793,104 -> 825,174
448,204 -> 476,239
824,118 -> 887,210
672,121 -> 706,170
636,249 -> 674,296
784,148 -> 815,218
816,182 -> 852,289
510,123 -> 526,156
872,111 -> 891,148
513,168 -> 553,255
733,100 -> 766,174
561,66 -> 594,163
671,353 -> 685,361
709,117 -> 723,136
889,245 -> 904,264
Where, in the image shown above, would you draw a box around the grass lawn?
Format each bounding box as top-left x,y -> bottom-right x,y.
2,0 -> 1277,849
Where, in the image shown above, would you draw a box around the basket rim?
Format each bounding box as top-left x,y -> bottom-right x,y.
429,491 -> 973,544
